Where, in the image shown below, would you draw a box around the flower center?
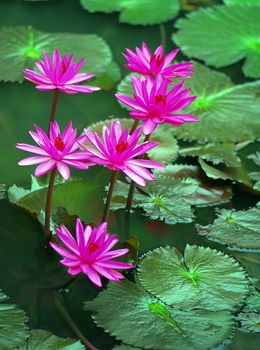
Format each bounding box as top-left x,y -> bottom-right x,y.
89,243 -> 99,253
54,136 -> 65,151
155,94 -> 167,107
61,62 -> 67,73
115,141 -> 129,153
150,53 -> 165,68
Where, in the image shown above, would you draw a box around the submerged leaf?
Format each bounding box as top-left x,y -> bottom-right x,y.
170,64 -> 260,142
173,6 -> 260,78
197,205 -> 260,251
0,26 -> 112,82
0,291 -> 28,349
17,329 -> 85,349
138,245 -> 248,310
85,280 -> 234,350
80,0 -> 180,25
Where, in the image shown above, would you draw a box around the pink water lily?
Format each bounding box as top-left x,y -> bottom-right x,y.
50,219 -> 133,287
123,42 -> 194,80
23,49 -> 100,94
16,121 -> 91,180
116,75 -> 198,135
83,121 -> 165,186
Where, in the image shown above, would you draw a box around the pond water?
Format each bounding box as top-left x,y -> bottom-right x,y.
0,1 -> 260,349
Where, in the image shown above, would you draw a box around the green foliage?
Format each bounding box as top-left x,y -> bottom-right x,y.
17,329 -> 85,349
248,152 -> 260,191
138,245 -> 248,310
224,0 -> 260,5
197,204 -> 260,251
238,313 -> 260,333
0,26 -> 112,82
173,6 -> 260,78
8,175 -> 102,222
80,0 -> 180,25
85,280 -> 234,350
171,64 -> 260,142
0,291 -> 28,349
180,143 -> 241,167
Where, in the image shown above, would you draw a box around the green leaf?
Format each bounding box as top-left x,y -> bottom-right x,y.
113,346 -> 141,350
85,280 -> 234,350
173,6 -> 260,78
171,64 -> 260,142
117,74 -> 133,110
0,26 -> 112,82
0,291 -> 29,349
0,184 -> 6,200
238,313 -> 260,333
87,118 -> 179,163
8,175 -> 102,222
244,287 -> 260,313
138,245 -> 248,310
80,0 -> 180,25
224,0 -> 260,5
197,205 -> 260,251
111,176 -> 197,224
199,159 -> 252,186
180,142 -> 241,167
90,61 -> 121,91
17,329 -> 85,349
154,164 -> 233,207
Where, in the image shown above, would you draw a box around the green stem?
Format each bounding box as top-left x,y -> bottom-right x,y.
159,23 -> 167,49
102,170 -> 118,222
130,119 -> 139,134
44,169 -> 56,245
55,298 -> 98,350
48,89 -> 59,132
125,133 -> 151,212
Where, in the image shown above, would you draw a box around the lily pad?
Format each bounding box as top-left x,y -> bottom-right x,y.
8,175 -> 102,222
224,0 -> 260,5
170,64 -> 260,142
0,26 -> 112,82
173,6 -> 260,78
80,0 -> 180,25
238,313 -> 260,333
138,245 -> 248,310
197,205 -> 260,251
0,291 -> 29,350
180,143 -> 241,167
85,280 -> 234,350
17,329 -> 85,349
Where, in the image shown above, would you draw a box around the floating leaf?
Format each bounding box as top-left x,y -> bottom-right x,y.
154,164 -> 232,207
197,205 -> 260,251
110,176 -> 197,224
170,64 -> 260,142
8,175 -> 102,222
113,346 -> 141,350
17,329 -> 85,349
199,159 -> 252,186
0,291 -> 28,349
244,287 -> 260,313
80,0 -> 180,25
180,143 -> 241,167
90,61 -> 121,91
87,118 -> 179,163
173,6 -> 260,78
238,313 -> 260,333
138,245 -> 248,310
224,0 -> 260,5
0,26 -> 112,82
85,280 -> 234,350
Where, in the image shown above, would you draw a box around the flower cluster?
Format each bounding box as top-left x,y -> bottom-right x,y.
16,44 -> 198,287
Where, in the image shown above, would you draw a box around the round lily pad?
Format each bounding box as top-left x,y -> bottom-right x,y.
138,245 -> 248,310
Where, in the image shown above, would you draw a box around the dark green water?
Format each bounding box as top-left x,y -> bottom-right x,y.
0,1 -> 259,349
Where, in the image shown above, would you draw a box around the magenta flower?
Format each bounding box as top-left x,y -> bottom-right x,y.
16,121 -> 91,180
50,219 -> 133,287
83,121 -> 164,186
23,49 -> 100,94
115,75 -> 198,135
123,42 -> 194,80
